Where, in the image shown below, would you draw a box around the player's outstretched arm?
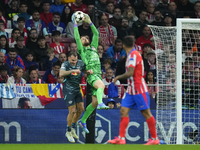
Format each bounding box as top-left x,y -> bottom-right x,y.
113,67 -> 135,84
83,14 -> 99,49
72,14 -> 88,65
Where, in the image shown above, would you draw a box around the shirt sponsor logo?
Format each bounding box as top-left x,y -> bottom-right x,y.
92,47 -> 95,50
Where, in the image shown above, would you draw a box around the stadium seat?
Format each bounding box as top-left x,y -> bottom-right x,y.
59,38 -> 75,53
46,38 -> 52,47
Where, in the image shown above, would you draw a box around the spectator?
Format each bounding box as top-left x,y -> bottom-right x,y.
102,59 -> 112,77
26,28 -> 38,52
0,35 -> 9,54
5,0 -> 19,20
43,47 -> 58,71
67,42 -> 81,59
132,10 -> 149,38
58,53 -> 67,63
136,26 -> 154,49
97,44 -> 111,67
17,17 -> 28,44
47,12 -> 66,36
142,43 -> 152,59
50,0 -> 65,15
24,51 -> 39,71
27,67 -> 44,83
163,12 -> 174,26
145,70 -> 157,99
122,5 -> 138,27
0,52 -> 11,76
57,75 -> 64,84
189,1 -> 200,18
177,0 -> 194,12
147,50 -> 156,77
116,0 -> 130,12
34,36 -> 48,64
0,7 -> 7,29
146,3 -> 155,23
47,61 -> 61,83
182,57 -> 193,78
150,9 -> 165,26
108,7 -> 122,30
23,65 -> 41,81
166,54 -> 176,71
95,0 -> 107,12
117,18 -> 134,40
65,20 -> 74,38
106,39 -> 126,62
13,2 -> 31,27
69,0 -> 87,13
25,10 -> 48,37
191,67 -> 200,83
0,20 -> 8,38
98,14 -> 117,51
102,68 -> 120,97
40,1 -> 53,26
15,36 -> 29,61
167,2 -> 183,25
156,0 -> 169,14
27,0 -> 43,15
137,0 -> 151,11
106,98 -> 115,109
61,5 -> 73,26
106,2 -> 115,17
50,30 -> 65,56
0,65 -> 9,83
129,33 -> 142,54
78,22 -> 93,41
5,48 -> 25,71
193,52 -> 200,67
8,28 -> 20,48
7,67 -> 26,84
115,55 -> 127,84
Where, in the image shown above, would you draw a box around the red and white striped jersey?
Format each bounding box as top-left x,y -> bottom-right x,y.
135,44 -> 142,53
126,49 -> 148,95
50,42 -> 65,54
8,38 -> 16,48
49,83 -> 63,98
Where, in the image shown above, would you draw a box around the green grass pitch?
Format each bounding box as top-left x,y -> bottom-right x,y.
0,144 -> 200,150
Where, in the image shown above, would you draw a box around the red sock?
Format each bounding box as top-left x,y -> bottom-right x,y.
119,117 -> 129,138
146,116 -> 157,139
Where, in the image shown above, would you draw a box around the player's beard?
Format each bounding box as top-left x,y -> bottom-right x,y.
83,41 -> 90,47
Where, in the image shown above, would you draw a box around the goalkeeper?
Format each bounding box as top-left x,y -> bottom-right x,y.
72,13 -> 109,133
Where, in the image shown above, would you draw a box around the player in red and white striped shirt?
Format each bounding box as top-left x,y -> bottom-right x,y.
50,30 -> 65,54
108,36 -> 159,145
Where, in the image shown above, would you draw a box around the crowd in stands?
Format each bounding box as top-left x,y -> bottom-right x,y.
0,0 -> 200,102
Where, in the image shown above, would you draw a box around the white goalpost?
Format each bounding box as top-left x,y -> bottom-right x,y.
149,19 -> 200,144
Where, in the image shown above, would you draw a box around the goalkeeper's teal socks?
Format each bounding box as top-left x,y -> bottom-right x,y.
96,88 -> 104,104
81,104 -> 95,123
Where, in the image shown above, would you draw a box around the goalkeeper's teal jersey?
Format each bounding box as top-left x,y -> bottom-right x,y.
74,24 -> 101,75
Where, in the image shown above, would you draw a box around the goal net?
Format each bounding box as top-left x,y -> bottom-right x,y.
148,19 -> 200,144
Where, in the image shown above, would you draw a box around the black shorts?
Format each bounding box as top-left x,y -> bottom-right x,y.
63,91 -> 83,107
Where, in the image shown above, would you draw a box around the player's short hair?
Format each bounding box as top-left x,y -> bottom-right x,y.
53,12 -> 61,17
115,39 -> 122,45
103,59 -> 112,65
142,43 -> 152,49
17,17 -> 25,23
52,30 -> 61,36
122,36 -> 134,48
46,47 -> 55,54
68,51 -> 77,58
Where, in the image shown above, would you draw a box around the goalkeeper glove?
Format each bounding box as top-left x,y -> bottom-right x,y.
83,13 -> 92,24
71,13 -> 77,25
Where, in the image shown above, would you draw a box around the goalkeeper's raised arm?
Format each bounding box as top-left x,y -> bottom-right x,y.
83,14 -> 99,49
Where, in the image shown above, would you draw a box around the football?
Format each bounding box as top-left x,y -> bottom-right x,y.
74,11 -> 85,23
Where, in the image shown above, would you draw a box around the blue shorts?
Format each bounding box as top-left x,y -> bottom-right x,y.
121,92 -> 150,110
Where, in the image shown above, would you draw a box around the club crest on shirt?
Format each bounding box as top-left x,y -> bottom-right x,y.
72,72 -> 78,76
92,46 -> 95,50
